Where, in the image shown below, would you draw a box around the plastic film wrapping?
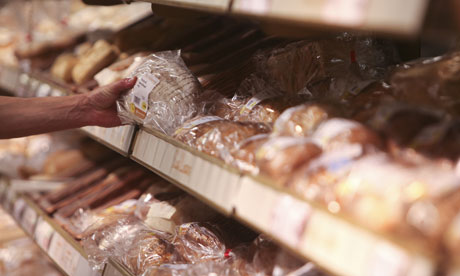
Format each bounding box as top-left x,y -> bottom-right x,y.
174,116 -> 271,164
117,50 -> 202,135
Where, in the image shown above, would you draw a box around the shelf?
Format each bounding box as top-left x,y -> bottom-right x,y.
0,64 -> 441,276
138,0 -> 429,37
0,177 -> 132,276
81,125 -> 137,157
131,128 -> 437,276
139,0 -> 230,13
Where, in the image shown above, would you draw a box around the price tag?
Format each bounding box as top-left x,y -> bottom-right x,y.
36,83 -> 51,97
34,217 -> 55,251
12,198 -> 26,220
21,206 -> 38,234
270,195 -> 312,247
322,0 -> 369,26
170,148 -> 194,183
129,74 -> 159,119
48,233 -> 81,275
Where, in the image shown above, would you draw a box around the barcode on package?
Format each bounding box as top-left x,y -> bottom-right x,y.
134,96 -> 140,105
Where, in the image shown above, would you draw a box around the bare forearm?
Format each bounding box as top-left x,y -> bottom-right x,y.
0,95 -> 90,139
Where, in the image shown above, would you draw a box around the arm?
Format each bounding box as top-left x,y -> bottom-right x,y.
0,77 -> 136,139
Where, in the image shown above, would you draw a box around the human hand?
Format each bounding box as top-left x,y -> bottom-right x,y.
82,77 -> 137,127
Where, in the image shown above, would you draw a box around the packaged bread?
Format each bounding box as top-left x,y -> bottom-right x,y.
255,137 -> 322,184
122,230 -> 177,275
389,52 -> 460,115
117,50 -> 202,135
144,195 -> 217,234
174,116 -> 271,163
50,53 -> 78,83
272,103 -> 340,137
211,75 -> 303,124
72,40 -> 118,85
172,222 -> 226,264
369,103 -> 443,148
230,134 -> 269,174
312,118 -> 383,152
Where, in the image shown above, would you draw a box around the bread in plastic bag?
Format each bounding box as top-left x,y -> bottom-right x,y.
174,116 -> 271,164
0,238 -> 62,276
117,50 -> 202,135
312,118 -> 383,152
210,75 -> 303,124
272,103 -> 340,138
144,195 -> 218,234
255,137 -> 322,184
389,52 -> 460,116
122,229 -> 177,275
229,134 -> 269,174
172,222 -> 226,264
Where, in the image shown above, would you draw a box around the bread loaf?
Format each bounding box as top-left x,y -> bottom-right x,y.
174,116 -> 271,163
50,53 -> 78,83
256,137 -> 322,184
72,40 -> 118,85
230,134 -> 269,174
272,103 -> 339,137
118,51 -> 202,135
123,231 -> 176,275
173,222 -> 226,264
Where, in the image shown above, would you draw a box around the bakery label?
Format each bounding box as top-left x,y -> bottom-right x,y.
240,89 -> 281,115
130,74 -> 160,119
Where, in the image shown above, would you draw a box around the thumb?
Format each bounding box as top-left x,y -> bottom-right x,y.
100,77 -> 137,96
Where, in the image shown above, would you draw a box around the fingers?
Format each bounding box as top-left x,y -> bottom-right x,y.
102,77 -> 137,96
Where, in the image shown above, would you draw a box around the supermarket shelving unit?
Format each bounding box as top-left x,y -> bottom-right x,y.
1,1 -> 457,275
0,63 -> 438,276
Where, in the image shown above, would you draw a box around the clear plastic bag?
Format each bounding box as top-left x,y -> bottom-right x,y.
173,222 -> 226,264
311,118 -> 383,152
255,137 -> 322,185
117,50 -> 203,135
0,238 -> 62,276
144,195 -> 217,234
210,75 -> 303,124
389,52 -> 460,116
272,103 -> 340,138
229,134 -> 269,175
122,229 -> 177,275
174,116 -> 271,164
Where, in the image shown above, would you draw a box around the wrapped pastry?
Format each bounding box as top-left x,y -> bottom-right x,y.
123,230 -> 177,275
369,103 -> 443,147
389,52 -> 460,115
230,134 -> 269,174
255,137 -> 322,184
172,222 -> 226,264
272,103 -> 340,137
117,50 -> 202,135
144,195 -> 217,234
312,118 -> 383,152
211,75 -> 302,124
174,116 -> 271,163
